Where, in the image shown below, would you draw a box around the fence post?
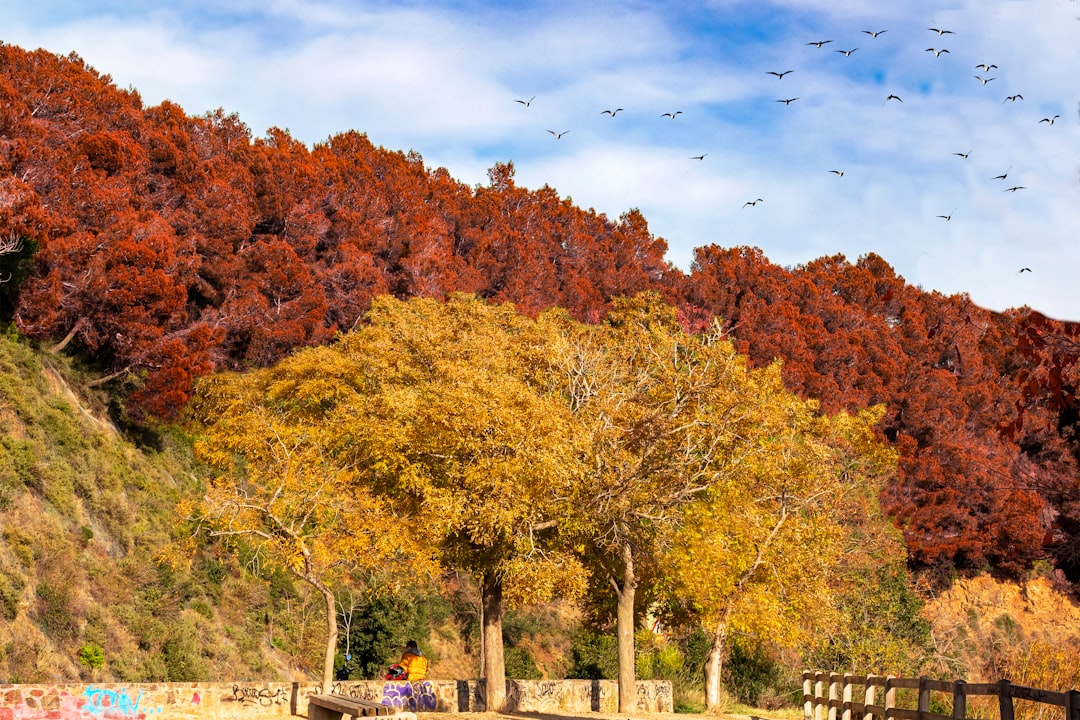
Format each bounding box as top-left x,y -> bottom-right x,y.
864,678 -> 876,720
952,679 -> 965,720
816,674 -> 826,720
884,676 -> 897,720
918,677 -> 930,720
1068,689 -> 1079,720
998,679 -> 1014,720
842,675 -> 853,720
804,672 -> 814,720
829,673 -> 841,720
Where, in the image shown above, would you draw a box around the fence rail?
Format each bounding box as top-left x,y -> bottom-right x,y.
802,672 -> 1080,720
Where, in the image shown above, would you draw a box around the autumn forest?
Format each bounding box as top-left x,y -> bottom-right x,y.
2,42 -> 1080,703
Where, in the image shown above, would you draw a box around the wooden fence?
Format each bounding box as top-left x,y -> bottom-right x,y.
802,672 -> 1080,720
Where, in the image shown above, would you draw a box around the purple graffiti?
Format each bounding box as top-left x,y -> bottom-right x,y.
381,681 -> 436,712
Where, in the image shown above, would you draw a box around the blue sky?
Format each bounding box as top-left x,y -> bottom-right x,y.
2,0 -> 1079,318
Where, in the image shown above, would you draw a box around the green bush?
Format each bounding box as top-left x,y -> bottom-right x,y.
504,646 -> 543,679
723,638 -> 783,706
162,625 -> 208,681
78,642 -> 105,669
638,642 -> 684,680
1,436 -> 38,495
0,569 -> 24,620
190,599 -> 214,619
36,580 -> 79,641
567,629 -> 618,679
338,588 -> 450,679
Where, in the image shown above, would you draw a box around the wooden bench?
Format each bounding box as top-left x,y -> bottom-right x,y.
308,694 -> 395,720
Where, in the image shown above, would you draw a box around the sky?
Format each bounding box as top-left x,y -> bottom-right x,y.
1,0 -> 1078,319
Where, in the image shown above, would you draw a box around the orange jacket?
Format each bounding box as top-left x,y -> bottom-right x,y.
400,650 -> 428,681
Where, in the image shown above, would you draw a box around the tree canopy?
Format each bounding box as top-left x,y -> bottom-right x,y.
4,40 -> 1080,591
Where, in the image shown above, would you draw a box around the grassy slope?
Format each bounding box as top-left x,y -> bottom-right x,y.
0,331 -> 301,682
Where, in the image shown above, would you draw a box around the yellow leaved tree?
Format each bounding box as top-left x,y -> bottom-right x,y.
196,294 -> 586,705
189,345 -> 437,688
659,393 -> 896,711
548,293 -> 770,713
545,293 -> 895,714
332,294 -> 588,711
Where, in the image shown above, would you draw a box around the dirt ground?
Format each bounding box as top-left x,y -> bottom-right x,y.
399,712 -> 739,720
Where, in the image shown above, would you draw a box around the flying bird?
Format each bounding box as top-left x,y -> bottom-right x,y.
885,94 -> 903,103
660,111 -> 683,119
1017,267 -> 1032,274
974,75 -> 996,85
806,39 -> 833,47
515,96 -> 535,107
742,198 -> 764,208
828,170 -> 844,177
776,97 -> 800,105
766,70 -> 794,79
1039,115 -> 1060,125
547,130 -> 570,139
975,63 -> 998,72
928,27 -> 955,35
601,108 -> 624,116
863,30 -> 887,38
992,167 -> 1011,180
835,48 -> 859,56
953,151 -> 971,159
937,213 -> 953,221
1004,94 -> 1023,102
690,154 -> 707,160
1004,186 -> 1026,192
926,48 -> 950,57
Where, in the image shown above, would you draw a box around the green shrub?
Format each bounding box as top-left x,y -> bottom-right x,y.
162,624 -> 208,681
36,580 -> 79,641
723,638 -> 783,706
504,646 -> 543,679
338,588 -> 450,679
1,436 -> 38,494
502,609 -> 544,644
0,568 -> 25,620
78,642 -> 105,669
638,642 -> 684,680
567,629 -> 618,679
190,599 -> 214,619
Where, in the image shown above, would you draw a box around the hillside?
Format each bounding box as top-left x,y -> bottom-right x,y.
0,333 -> 301,682
921,574 -> 1080,689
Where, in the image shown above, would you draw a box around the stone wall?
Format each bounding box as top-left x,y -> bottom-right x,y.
0,679 -> 673,720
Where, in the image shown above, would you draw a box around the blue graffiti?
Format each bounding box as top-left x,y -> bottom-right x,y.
81,686 -> 162,717
382,681 -> 436,712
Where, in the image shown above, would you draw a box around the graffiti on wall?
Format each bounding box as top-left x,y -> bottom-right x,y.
506,680 -> 565,713
309,680 -> 437,713
0,688 -> 163,720
81,686 -> 162,718
381,681 -> 437,712
228,686 -> 289,707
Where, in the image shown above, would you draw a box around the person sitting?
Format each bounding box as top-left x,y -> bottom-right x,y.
398,640 -> 428,681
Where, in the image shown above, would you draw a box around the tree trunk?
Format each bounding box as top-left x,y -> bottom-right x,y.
320,582 -> 338,690
616,541 -> 638,715
704,623 -> 728,713
481,572 -> 506,712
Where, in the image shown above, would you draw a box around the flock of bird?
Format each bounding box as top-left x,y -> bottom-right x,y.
512,21 -> 1066,275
